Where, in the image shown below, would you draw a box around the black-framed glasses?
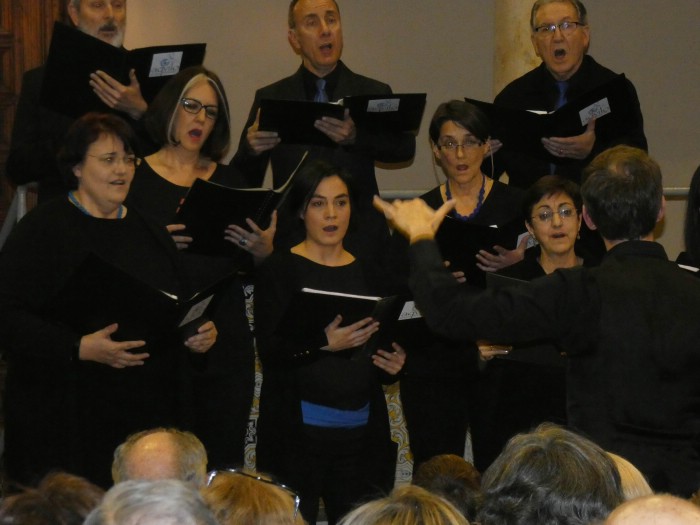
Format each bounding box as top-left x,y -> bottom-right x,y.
180,97 -> 219,120
206,469 -> 301,519
438,138 -> 484,152
86,153 -> 141,169
533,20 -> 585,35
531,206 -> 578,223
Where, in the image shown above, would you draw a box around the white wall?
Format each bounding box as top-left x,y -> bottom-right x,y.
125,0 -> 700,257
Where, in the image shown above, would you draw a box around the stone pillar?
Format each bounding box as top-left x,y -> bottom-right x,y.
493,0 -> 541,96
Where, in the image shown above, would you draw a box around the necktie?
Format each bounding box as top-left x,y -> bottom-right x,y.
550,81 -> 569,174
554,80 -> 569,110
314,78 -> 329,103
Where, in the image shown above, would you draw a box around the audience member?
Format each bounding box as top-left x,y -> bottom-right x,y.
111,428 -> 208,487
605,494 -> 700,525
678,164 -> 700,269
374,145 -> 700,497
232,0 -> 416,261
84,479 -> 217,525
412,454 -> 482,522
0,113 -> 216,488
202,469 -> 305,525
0,472 -> 104,525
338,484 -> 470,525
254,160 -> 406,524
6,0 -> 150,202
477,424 -> 623,525
607,452 -> 653,501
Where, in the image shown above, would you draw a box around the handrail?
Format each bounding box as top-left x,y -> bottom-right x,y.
380,187 -> 690,200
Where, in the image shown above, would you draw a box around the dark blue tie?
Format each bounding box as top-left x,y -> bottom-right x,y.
554,80 -> 568,110
550,81 -> 569,174
314,78 -> 329,103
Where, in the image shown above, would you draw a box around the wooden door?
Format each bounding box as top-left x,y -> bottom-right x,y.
0,0 -> 63,492
0,1 -> 64,225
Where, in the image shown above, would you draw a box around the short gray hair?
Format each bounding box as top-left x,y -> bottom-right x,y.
84,480 -> 217,525
530,0 -> 588,31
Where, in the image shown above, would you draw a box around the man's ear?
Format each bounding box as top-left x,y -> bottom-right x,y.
67,2 -> 80,27
582,205 -> 597,230
288,29 -> 301,54
657,196 -> 667,223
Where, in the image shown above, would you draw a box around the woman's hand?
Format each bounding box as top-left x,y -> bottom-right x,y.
444,260 -> 466,283
224,211 -> 276,264
475,233 -> 530,272
185,321 -> 218,354
477,340 -> 512,361
372,343 -> 406,375
166,224 -> 193,250
322,315 -> 379,352
79,323 -> 149,368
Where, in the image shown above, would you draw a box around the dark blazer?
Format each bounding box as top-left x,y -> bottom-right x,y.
492,55 -> 647,189
231,62 -> 416,260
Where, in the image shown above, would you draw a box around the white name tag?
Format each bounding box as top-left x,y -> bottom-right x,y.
579,97 -> 611,126
398,301 -> 423,320
367,98 -> 400,112
149,52 -> 184,78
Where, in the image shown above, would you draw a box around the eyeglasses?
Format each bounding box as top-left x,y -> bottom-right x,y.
438,138 -> 484,152
533,21 -> 585,36
87,154 -> 140,169
206,469 -> 301,519
531,206 -> 578,223
180,97 -> 219,120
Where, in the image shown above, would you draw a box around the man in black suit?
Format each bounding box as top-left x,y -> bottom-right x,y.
491,0 -> 647,190
232,0 -> 415,257
6,0 -> 148,202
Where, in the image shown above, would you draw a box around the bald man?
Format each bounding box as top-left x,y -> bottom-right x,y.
111,428 -> 208,487
606,495 -> 700,525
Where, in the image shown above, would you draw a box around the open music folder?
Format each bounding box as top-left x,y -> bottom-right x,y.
48,253 -> 233,345
258,93 -> 426,146
40,22 -> 206,118
275,288 -> 407,361
175,152 -> 309,257
466,74 -> 634,160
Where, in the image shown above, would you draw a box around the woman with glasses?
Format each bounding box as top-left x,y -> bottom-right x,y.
0,113 -> 217,488
254,160 -> 406,525
127,66 -> 274,471
474,175 -> 593,470
391,100 -> 524,472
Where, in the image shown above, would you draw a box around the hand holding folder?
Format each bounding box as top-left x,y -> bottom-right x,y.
466,74 -> 632,161
258,93 -> 426,146
48,253 -> 232,348
175,152 -> 308,256
275,288 -> 406,361
40,22 -> 206,118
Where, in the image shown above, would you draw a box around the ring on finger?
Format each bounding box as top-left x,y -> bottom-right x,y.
239,237 -> 248,247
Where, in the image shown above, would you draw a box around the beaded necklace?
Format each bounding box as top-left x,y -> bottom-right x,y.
68,191 -> 123,219
444,175 -> 486,221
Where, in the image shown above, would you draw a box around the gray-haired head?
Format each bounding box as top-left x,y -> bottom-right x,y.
84,479 -> 217,525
